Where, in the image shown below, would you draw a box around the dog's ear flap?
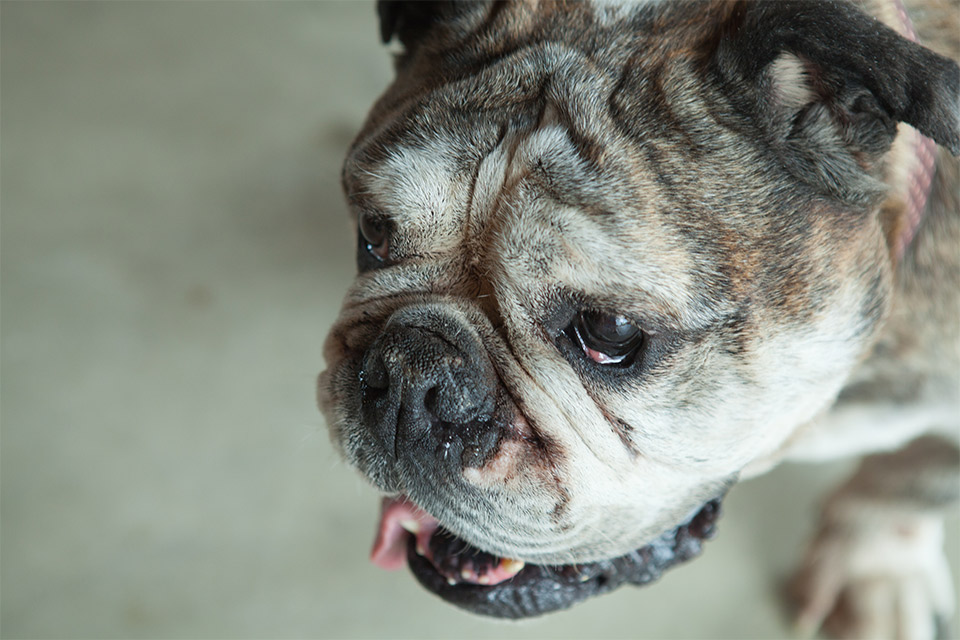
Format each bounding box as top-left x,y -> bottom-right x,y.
377,1 -> 444,46
712,0 -> 959,163
377,1 -> 487,51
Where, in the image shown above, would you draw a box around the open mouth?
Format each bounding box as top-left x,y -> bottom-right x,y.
370,496 -> 722,619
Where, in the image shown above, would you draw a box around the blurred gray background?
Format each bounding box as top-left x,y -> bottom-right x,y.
1,2 -> 956,638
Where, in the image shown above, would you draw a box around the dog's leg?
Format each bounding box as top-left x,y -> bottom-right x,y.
791,435 -> 959,640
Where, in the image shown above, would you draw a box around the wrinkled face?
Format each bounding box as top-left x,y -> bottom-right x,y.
315,0 -> 955,618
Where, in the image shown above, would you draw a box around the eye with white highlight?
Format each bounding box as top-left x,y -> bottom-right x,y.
357,211 -> 391,268
567,310 -> 646,366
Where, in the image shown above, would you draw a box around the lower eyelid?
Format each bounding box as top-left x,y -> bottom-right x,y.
574,324 -> 624,364
369,242 -> 389,261
584,346 -> 626,364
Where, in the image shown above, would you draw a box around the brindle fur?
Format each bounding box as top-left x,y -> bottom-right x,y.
319,1 -> 959,636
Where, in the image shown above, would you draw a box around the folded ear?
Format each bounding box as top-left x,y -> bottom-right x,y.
377,1 -> 489,51
377,1 -> 443,46
711,0 -> 959,200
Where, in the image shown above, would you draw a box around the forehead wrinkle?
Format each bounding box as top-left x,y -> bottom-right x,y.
463,122 -> 515,269
498,124 -> 712,328
465,106 -> 722,332
464,100 -> 597,270
488,177 -> 708,330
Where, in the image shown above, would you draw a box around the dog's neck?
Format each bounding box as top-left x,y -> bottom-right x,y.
746,0 -> 942,479
880,0 -> 938,262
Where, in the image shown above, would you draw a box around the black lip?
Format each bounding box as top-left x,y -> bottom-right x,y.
406,498 -> 723,619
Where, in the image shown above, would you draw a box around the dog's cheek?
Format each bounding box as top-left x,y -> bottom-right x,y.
742,233 -> 892,462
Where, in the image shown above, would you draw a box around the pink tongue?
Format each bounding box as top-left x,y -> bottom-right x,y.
370,497 -> 439,570
369,496 -> 525,586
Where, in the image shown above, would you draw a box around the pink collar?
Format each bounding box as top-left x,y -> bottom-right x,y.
891,0 -> 938,260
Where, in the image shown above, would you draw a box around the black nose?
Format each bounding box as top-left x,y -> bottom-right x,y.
360,319 -> 499,470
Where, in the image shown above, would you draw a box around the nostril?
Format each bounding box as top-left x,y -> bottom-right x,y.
423,387 -> 439,416
361,351 -> 390,391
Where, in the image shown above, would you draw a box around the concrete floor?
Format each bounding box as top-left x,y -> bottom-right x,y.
1,2 -> 956,638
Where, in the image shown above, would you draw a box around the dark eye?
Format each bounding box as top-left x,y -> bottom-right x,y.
568,310 -> 644,366
358,212 -> 390,264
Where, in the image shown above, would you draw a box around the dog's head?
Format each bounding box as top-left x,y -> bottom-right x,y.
319,0 -> 959,618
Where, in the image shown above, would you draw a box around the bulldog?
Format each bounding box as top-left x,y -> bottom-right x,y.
317,0 -> 960,636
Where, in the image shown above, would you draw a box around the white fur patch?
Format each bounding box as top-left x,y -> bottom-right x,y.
777,404 -> 959,465
374,142 -> 458,225
589,0 -> 661,27
768,53 -> 814,111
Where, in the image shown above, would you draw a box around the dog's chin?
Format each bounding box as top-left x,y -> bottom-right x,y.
373,496 -> 723,619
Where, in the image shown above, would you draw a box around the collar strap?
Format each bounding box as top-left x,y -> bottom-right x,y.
896,131 -> 937,260
891,0 -> 938,260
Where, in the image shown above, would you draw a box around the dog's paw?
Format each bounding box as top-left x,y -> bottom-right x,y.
789,515 -> 954,640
